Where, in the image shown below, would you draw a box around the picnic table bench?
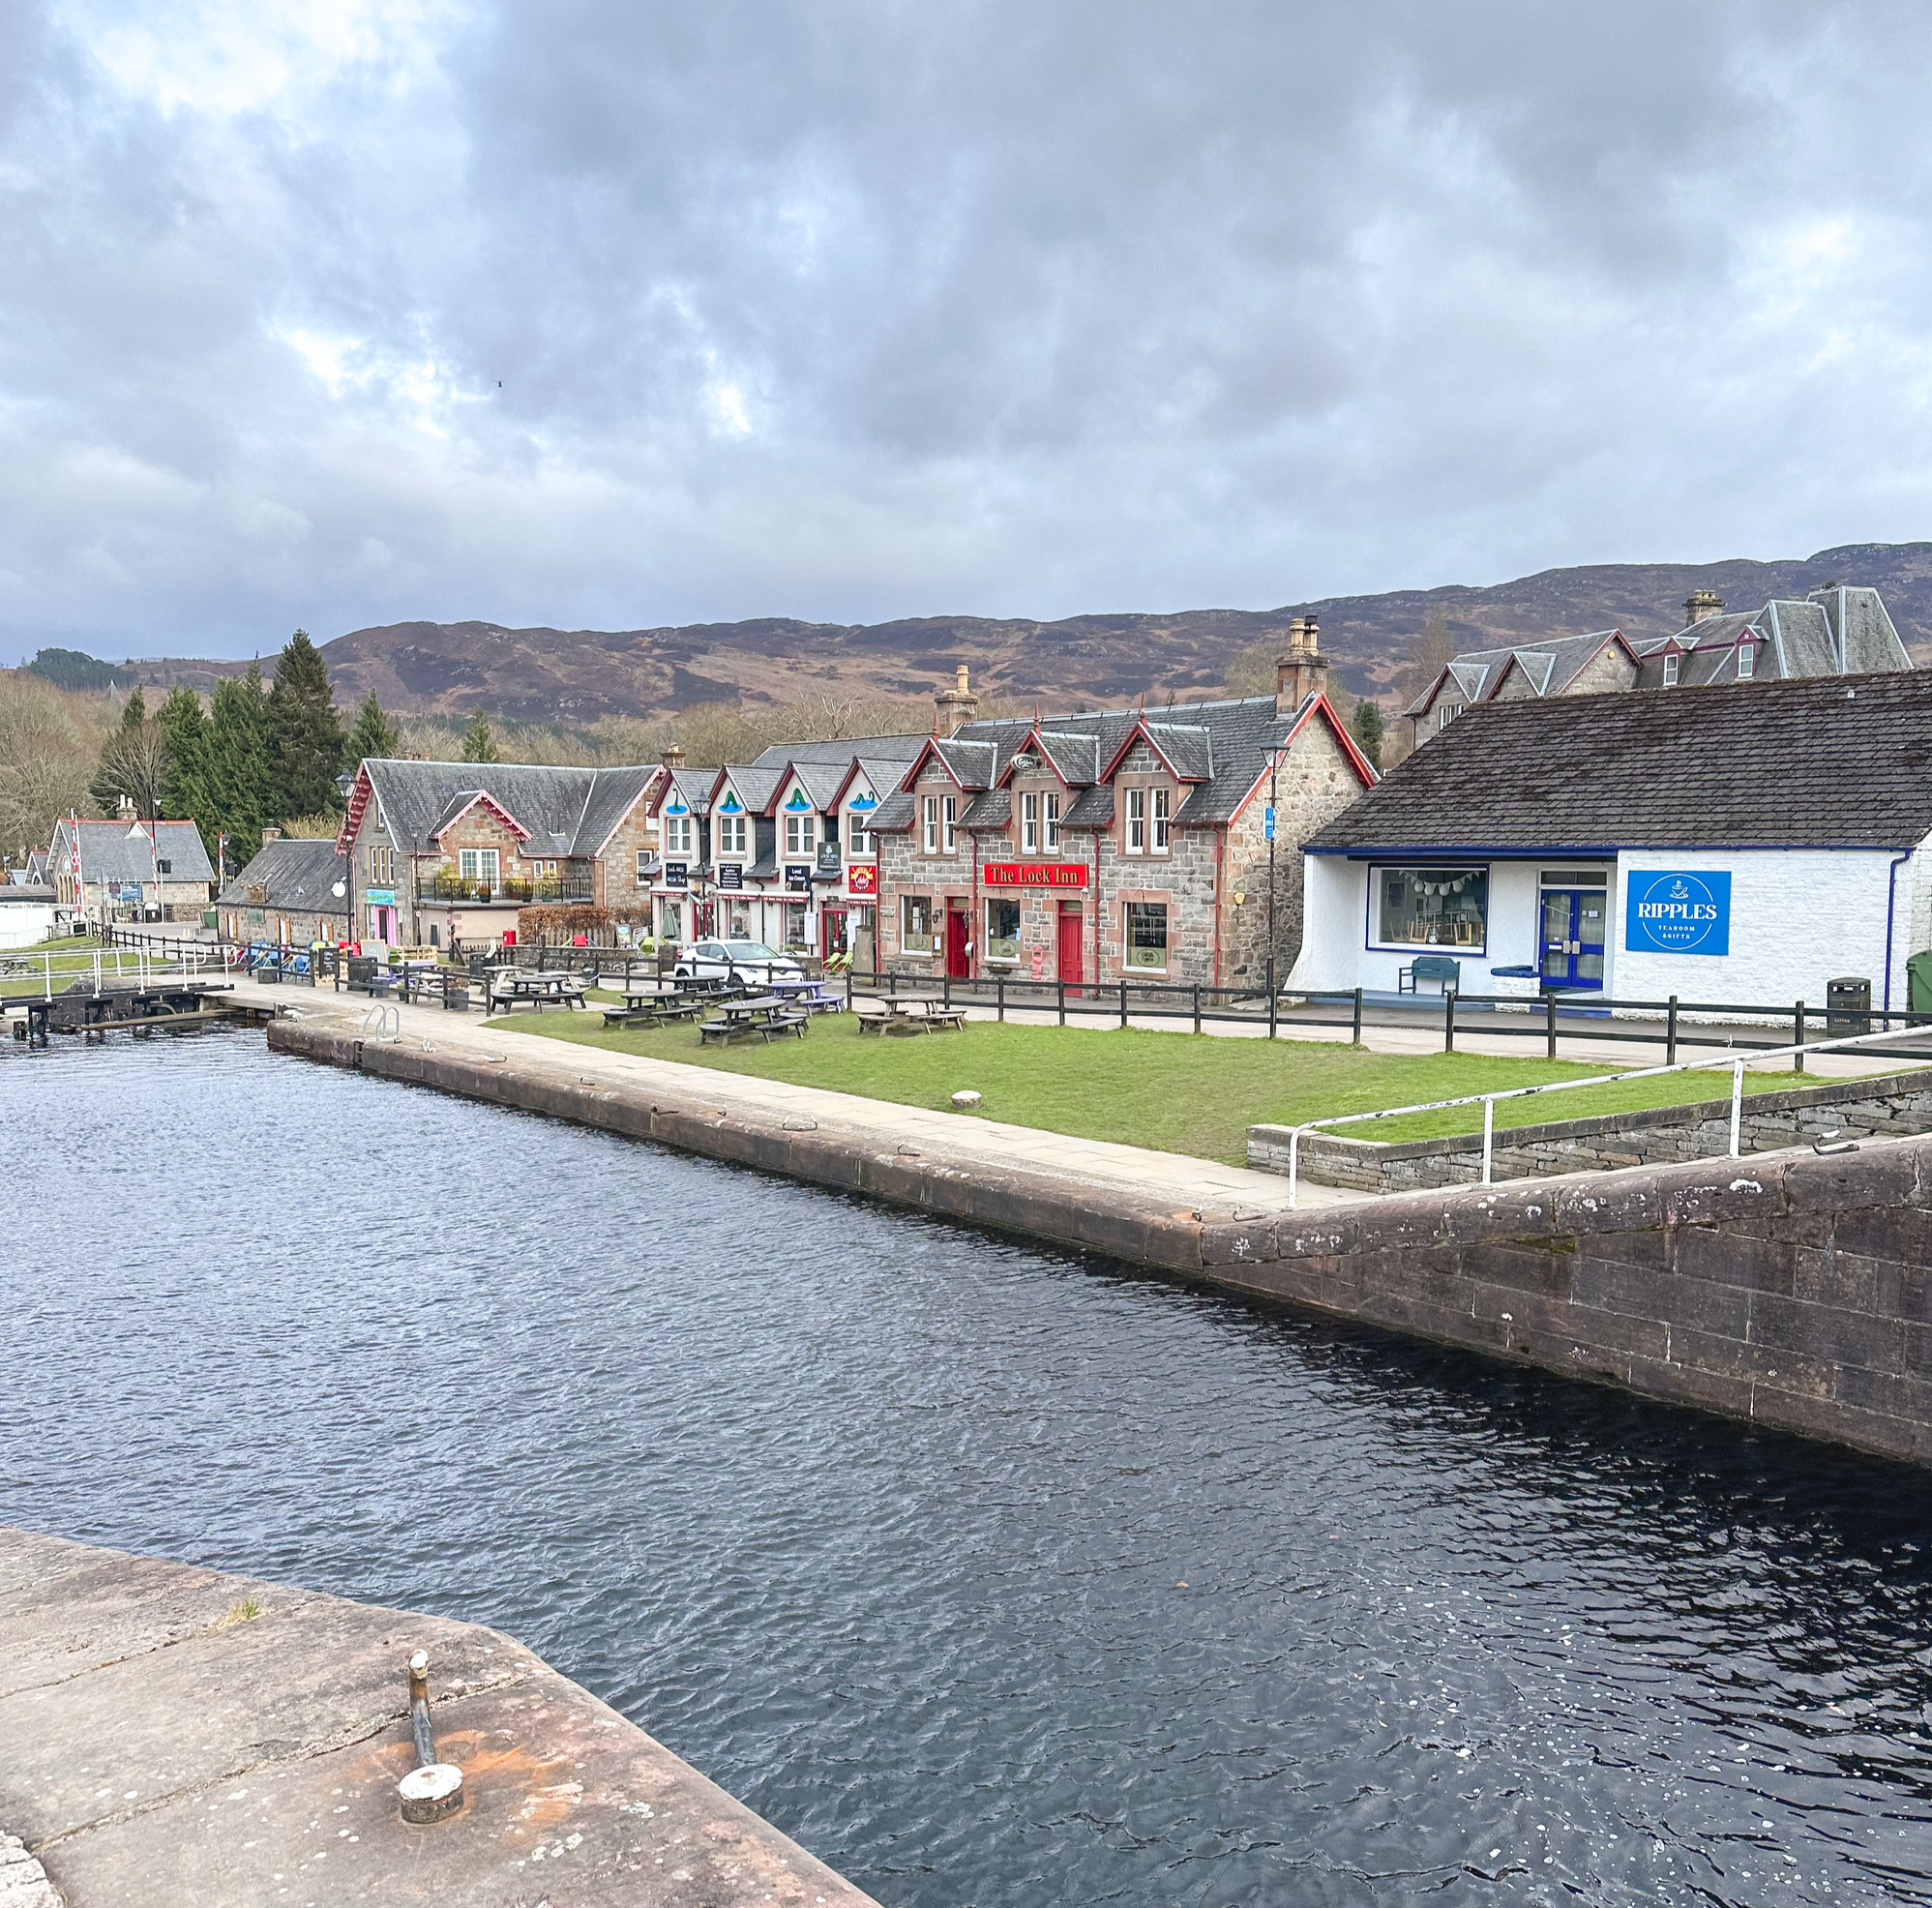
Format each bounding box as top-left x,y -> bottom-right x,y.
856,995 -> 966,1036
698,995 -> 809,1045
488,969 -> 587,1013
601,991 -> 705,1029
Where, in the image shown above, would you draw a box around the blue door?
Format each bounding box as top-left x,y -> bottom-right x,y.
1539,888 -> 1607,990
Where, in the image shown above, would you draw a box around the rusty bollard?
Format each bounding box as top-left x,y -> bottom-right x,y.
396,1649 -> 465,1824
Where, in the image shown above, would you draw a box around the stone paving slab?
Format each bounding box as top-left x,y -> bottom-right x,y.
0,1527 -> 877,1908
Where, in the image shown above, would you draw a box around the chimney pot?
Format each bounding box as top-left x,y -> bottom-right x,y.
260,826 -> 281,843
1683,588 -> 1723,628
935,664 -> 980,737
1274,616 -> 1329,716
664,743 -> 686,771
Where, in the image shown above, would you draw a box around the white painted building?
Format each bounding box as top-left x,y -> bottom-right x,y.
1295,671 -> 1932,1015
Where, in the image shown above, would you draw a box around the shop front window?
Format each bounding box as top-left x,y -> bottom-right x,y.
1375,866 -> 1488,950
728,902 -> 752,939
784,902 -> 809,949
660,898 -> 683,940
1125,901 -> 1168,969
986,897 -> 1021,962
903,894 -> 934,953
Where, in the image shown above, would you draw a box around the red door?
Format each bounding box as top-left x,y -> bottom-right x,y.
1056,903 -> 1083,983
946,904 -> 970,979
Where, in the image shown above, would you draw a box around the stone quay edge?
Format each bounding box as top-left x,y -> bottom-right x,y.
0,1523 -> 878,1908
268,1015 -> 1932,1468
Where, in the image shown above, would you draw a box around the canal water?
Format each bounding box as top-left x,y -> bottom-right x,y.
6,1035 -> 1931,1905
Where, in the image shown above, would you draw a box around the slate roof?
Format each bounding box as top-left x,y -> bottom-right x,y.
661,766 -> 714,817
1307,670 -> 1932,853
350,760 -> 658,856
749,733 -> 929,770
218,837 -> 348,915
870,791 -> 917,833
52,819 -> 215,884
1406,630 -> 1623,717
959,790 -> 1012,830
869,692 -> 1368,831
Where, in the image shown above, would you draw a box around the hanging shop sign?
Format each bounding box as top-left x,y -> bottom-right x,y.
817,844 -> 843,878
664,861 -> 688,888
785,864 -> 813,891
364,887 -> 396,906
1625,870 -> 1731,956
847,861 -> 878,897
983,862 -> 1088,889
716,864 -> 744,891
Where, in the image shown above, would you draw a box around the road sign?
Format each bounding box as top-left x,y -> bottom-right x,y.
1263,806 -> 1275,842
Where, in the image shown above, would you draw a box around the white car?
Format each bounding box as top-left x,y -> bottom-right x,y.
674,939 -> 806,986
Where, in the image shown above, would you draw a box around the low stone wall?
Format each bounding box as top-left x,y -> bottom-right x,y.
1249,1069 -> 1932,1193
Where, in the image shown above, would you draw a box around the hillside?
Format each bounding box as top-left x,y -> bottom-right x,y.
111,541 -> 1932,723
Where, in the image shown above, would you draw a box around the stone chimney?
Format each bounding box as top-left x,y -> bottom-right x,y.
1275,614 -> 1329,716
935,664 -> 980,737
116,793 -> 135,820
1683,588 -> 1723,628
664,743 -> 686,772
260,825 -> 281,843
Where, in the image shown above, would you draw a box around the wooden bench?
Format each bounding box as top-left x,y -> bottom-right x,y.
855,1007 -> 891,1036
1398,954 -> 1461,996
921,1008 -> 967,1031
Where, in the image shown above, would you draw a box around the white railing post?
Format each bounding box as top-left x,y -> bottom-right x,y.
1730,1060 -> 1744,1158
44,952 -> 51,1000
1482,1096 -> 1495,1185
1288,1126 -> 1301,1209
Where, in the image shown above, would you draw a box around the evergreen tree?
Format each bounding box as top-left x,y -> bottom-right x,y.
88,684 -> 164,816
158,687 -> 212,839
342,691 -> 401,773
120,685 -> 147,730
1351,698 -> 1385,773
268,629 -> 345,819
206,664 -> 276,868
460,710 -> 500,764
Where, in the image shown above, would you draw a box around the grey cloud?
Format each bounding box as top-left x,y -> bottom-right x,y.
2,1 -> 1930,664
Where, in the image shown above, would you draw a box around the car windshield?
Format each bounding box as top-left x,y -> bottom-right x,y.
728,942 -> 780,960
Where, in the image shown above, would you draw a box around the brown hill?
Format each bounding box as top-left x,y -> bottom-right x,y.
123,541 -> 1932,722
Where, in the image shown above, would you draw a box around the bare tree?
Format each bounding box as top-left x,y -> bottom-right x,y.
0,670 -> 109,858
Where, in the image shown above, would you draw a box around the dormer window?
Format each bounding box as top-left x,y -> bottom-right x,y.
718,814 -> 747,856
1045,792 -> 1060,851
1737,643 -> 1754,680
1438,701 -> 1463,730
1022,790 -> 1039,852
784,811 -> 816,856
1151,789 -> 1171,854
1663,654 -> 1680,687
1126,788 -> 1146,853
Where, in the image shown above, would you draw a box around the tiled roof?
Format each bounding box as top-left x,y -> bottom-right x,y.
1061,785 -> 1115,829
1141,722 -> 1214,780
749,732 -> 929,769
959,790 -> 1012,830
53,819 -> 215,885
1034,730 -> 1101,785
357,760 -> 655,855
1406,630 -> 1622,717
1307,670 -> 1932,853
870,791 -> 918,832
218,837 -> 348,913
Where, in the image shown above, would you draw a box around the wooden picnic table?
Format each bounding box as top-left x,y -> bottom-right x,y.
771,976 -> 846,1013
488,968 -> 587,1013
698,994 -> 809,1045
857,994 -> 966,1035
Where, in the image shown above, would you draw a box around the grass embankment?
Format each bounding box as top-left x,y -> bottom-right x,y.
489,1010 -> 1822,1166
1,939 -> 121,999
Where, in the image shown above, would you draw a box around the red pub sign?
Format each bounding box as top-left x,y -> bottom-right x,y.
982,862 -> 1088,888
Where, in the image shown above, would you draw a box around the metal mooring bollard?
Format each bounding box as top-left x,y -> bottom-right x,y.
396,1649 -> 465,1824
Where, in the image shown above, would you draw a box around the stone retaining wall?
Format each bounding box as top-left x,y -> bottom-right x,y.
270,1021 -> 1932,1468
1249,1069 -> 1932,1193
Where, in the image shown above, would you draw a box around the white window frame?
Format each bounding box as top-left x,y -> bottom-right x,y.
942,795 -> 957,853
785,813 -> 816,856
717,814 -> 747,857
1123,900 -> 1169,971
902,892 -> 934,952
1045,791 -> 1060,851
985,896 -> 1021,963
370,846 -> 393,885
1021,790 -> 1039,852
1663,654 -> 1680,687
1125,787 -> 1146,854
665,815 -> 693,856
847,806 -> 874,857
1151,788 -> 1171,854
922,795 -> 939,854
1737,643 -> 1754,680
458,848 -> 499,884
636,849 -> 651,884
1438,701 -> 1463,730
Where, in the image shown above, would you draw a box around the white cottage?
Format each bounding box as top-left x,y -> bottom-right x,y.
1294,670 -> 1932,1016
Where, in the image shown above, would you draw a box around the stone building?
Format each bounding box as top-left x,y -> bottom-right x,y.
215,832 -> 348,946
869,631 -> 1376,989
1406,584 -> 1913,748
335,759 -> 663,949
48,810 -> 215,926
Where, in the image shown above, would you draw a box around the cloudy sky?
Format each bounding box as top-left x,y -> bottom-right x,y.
3,1 -> 1929,665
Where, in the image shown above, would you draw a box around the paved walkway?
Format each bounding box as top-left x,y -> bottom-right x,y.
237,978 -> 1361,1215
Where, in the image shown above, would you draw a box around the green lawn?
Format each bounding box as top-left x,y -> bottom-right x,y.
489,1011 -> 1829,1165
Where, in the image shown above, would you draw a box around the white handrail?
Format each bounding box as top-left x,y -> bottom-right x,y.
1283,1017 -> 1932,1207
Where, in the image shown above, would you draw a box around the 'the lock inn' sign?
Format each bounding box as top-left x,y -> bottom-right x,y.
982,862 -> 1088,888
1625,870 -> 1731,956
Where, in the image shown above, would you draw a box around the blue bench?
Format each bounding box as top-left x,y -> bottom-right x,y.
1399,954 -> 1461,995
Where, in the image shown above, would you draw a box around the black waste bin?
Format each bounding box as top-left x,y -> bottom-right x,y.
346,955 -> 378,995
1826,975 -> 1871,1034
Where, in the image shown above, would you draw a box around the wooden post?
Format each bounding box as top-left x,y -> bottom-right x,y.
1057,978 -> 1066,1027
1193,983 -> 1202,1035
1444,987 -> 1456,1054
1667,995 -> 1679,1066
997,976 -> 1005,1023
1546,993 -> 1557,1060
1119,979 -> 1128,1029
1352,986 -> 1363,1045
1795,1000 -> 1805,1074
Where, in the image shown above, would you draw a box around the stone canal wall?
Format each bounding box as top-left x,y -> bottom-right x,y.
0,1523 -> 877,1908
269,1018 -> 1932,1467
1251,1068 -> 1932,1194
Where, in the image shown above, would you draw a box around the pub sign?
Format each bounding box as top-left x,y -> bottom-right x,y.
983,862 -> 1088,888
847,861 -> 878,897
1625,870 -> 1731,956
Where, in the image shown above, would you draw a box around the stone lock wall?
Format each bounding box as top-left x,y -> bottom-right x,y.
1251,1070 -> 1932,1194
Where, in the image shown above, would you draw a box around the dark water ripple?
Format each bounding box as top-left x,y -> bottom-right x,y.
4,1033 -> 1932,1904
